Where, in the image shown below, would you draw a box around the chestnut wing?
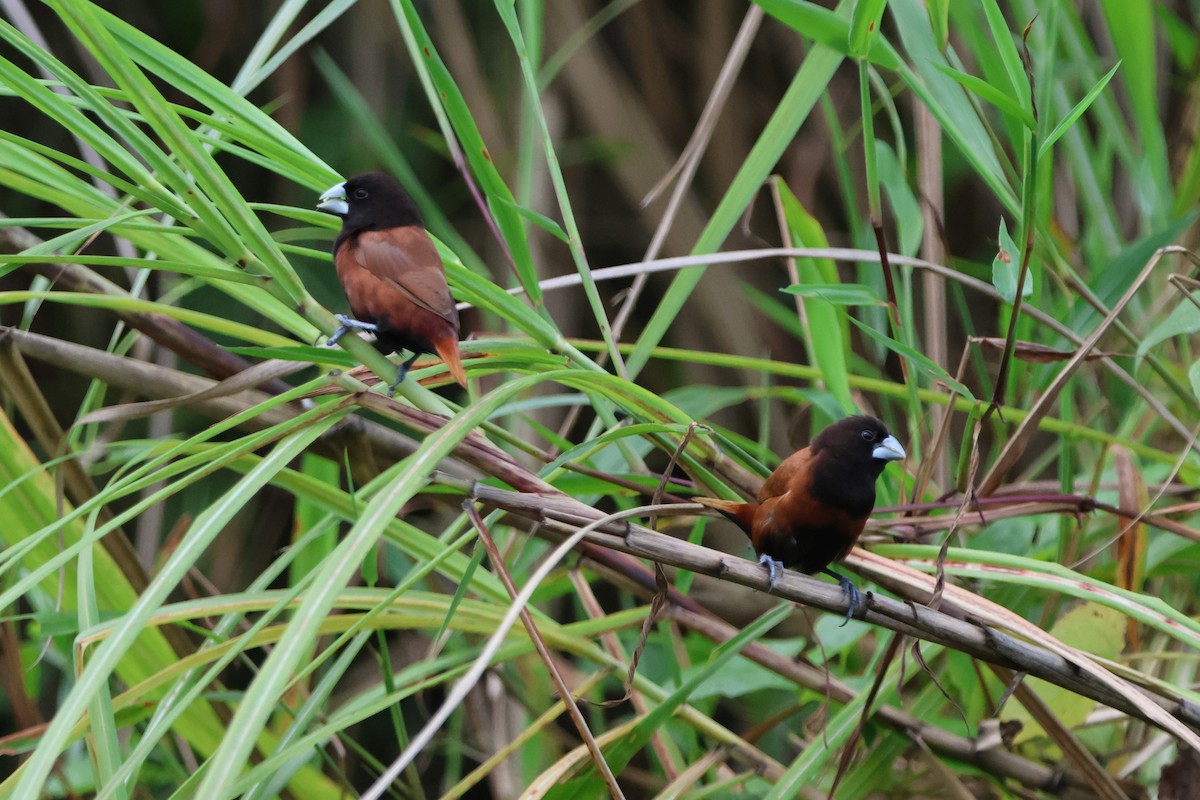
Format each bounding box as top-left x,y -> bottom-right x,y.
758,446 -> 814,502
347,228 -> 458,326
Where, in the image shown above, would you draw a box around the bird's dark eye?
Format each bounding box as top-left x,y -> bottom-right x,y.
353,188 -> 368,199
861,430 -> 877,442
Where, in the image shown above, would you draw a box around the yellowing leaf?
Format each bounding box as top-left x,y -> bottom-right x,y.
1007,603 -> 1126,745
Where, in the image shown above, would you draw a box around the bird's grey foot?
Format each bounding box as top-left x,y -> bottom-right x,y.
823,568 -> 866,625
327,314 -> 377,346
759,553 -> 785,591
387,352 -> 421,395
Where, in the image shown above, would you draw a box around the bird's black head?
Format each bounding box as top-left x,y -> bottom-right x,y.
811,415 -> 905,479
317,172 -> 423,232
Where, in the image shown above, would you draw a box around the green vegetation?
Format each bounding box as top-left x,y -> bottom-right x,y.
1,1 -> 1198,797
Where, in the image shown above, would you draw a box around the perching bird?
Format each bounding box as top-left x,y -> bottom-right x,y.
317,172 -> 467,390
696,415 -> 904,618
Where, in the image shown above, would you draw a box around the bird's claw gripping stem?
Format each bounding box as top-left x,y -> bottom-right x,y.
759,553 -> 785,591
823,568 -> 868,626
327,314 -> 377,346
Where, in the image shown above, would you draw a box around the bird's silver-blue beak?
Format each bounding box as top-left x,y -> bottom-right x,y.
317,181 -> 348,215
873,435 -> 905,462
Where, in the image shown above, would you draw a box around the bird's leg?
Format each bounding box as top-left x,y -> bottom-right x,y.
822,568 -> 867,625
758,553 -> 785,591
387,351 -> 421,394
327,314 -> 378,346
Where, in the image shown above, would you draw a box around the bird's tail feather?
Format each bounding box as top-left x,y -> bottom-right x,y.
434,337 -> 468,388
694,496 -> 757,536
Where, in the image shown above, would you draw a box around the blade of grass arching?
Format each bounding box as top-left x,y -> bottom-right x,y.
443,258 -> 601,371
49,0 -> 310,301
225,605 -> 651,797
0,11 -> 246,258
0,130 -> 170,219
543,602 -> 794,799
89,4 -> 337,187
2,206 -> 154,258
626,16 -> 847,378
873,544 -> 1200,654
773,181 -> 855,414
10,419 -> 340,800
230,0 -> 356,97
0,395 -> 354,621
389,0 -> 538,301
493,1 -> 623,373
91,543 -> 342,800
0,51 -> 201,228
310,51 -> 486,276
0,292 -> 296,347
0,142 -> 320,339
97,528 -> 482,798
1,255 -> 257,285
0,384 -> 349,614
